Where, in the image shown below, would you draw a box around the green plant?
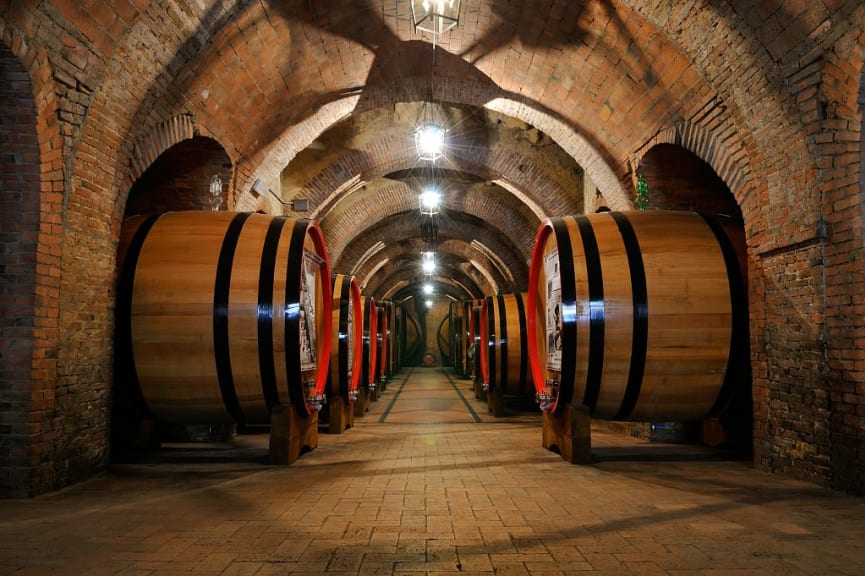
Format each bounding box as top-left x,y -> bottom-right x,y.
635,174 -> 649,210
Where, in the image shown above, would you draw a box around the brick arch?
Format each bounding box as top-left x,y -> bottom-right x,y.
125,114 -> 198,188
370,256 -> 489,302
630,120 -> 749,213
0,21 -> 64,497
349,234 -> 517,297
305,131 -> 577,222
249,75 -> 628,211
341,213 -> 526,295
820,19 -> 865,494
320,178 -> 540,265
362,252 -> 494,301
630,119 -> 750,203
321,182 -> 539,278
124,132 -> 235,215
636,143 -> 741,215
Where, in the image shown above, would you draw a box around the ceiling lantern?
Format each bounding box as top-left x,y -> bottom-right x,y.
410,0 -> 461,40
414,123 -> 446,163
419,187 -> 441,215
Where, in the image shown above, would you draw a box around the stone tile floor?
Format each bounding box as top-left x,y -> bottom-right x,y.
1,367 -> 864,575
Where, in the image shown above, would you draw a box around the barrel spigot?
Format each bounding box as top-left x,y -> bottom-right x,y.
348,389 -> 360,402
536,380 -> 559,411
481,382 -> 489,391
305,380 -> 326,412
369,383 -> 376,391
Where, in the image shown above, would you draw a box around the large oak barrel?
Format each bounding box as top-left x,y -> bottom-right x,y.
327,274 -> 363,403
436,313 -> 453,367
527,210 -> 747,421
375,303 -> 389,385
467,300 -> 483,383
460,299 -> 476,378
386,301 -> 396,376
116,211 -> 333,424
449,302 -> 464,373
382,301 -> 396,379
360,295 -> 378,392
403,308 -> 424,366
479,292 -> 533,397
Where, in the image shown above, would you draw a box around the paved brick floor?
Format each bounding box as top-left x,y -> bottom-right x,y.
1,367 -> 864,575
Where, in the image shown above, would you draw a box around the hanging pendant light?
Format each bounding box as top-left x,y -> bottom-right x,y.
419,187 -> 441,215
421,251 -> 437,275
410,0 -> 462,39
414,123 -> 446,162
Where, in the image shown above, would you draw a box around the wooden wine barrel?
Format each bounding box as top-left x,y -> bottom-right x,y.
116,211 -> 333,424
328,274 -> 363,403
527,210 -> 747,421
467,300 -> 483,383
360,295 -> 378,391
375,303 -> 389,386
461,299 -> 474,378
394,302 -> 406,370
383,301 -> 396,379
388,301 -> 397,375
479,292 -> 533,397
437,313 -> 453,367
449,302 -> 464,373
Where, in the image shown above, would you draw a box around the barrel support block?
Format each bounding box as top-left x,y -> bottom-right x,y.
488,384 -> 505,418
542,403 -> 592,464
326,396 -> 354,434
269,405 -> 318,464
353,388 -> 370,416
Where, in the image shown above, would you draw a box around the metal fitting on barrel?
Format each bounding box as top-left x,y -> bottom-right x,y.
536,379 -> 559,411
348,389 -> 360,402
305,380 -> 327,412
481,382 -> 489,391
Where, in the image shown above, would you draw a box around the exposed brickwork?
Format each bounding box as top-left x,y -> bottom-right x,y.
0,18 -> 65,496
636,144 -> 742,216
320,179 -> 541,267
820,19 -> 865,494
0,46 -> 39,497
125,135 -> 233,215
343,216 -> 518,299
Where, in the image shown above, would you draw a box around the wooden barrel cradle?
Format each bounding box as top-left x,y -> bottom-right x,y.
527,210 -> 748,422
328,274 -> 363,402
479,292 -> 533,416
116,211 -> 333,425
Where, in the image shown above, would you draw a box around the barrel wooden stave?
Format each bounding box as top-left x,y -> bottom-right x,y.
329,274 -> 363,402
360,295 -> 378,390
119,211 -> 332,425
481,292 -> 532,397
528,210 -> 745,422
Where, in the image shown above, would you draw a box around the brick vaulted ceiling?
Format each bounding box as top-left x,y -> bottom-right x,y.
7,0 -> 855,301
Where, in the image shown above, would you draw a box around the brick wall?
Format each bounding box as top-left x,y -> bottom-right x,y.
125,136 -> 233,215
0,46 -> 39,497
